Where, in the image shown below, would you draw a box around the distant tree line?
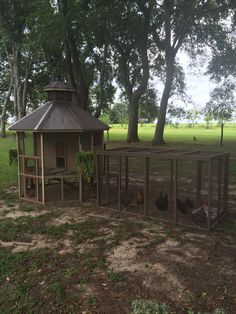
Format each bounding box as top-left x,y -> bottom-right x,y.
0,0 -> 235,143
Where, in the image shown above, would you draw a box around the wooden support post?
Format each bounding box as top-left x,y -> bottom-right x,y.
217,158 -> 222,217
118,156 -> 121,210
173,159 -> 177,223
223,154 -> 230,213
79,175 -> 83,202
196,161 -> 202,206
16,133 -> 21,198
208,159 -> 213,231
36,177 -> 39,202
144,158 -> 149,216
40,133 -> 45,204
170,160 -> 173,207
125,156 -> 129,194
61,178 -> 64,202
78,135 -> 83,202
105,156 -> 110,202
96,154 -> 101,207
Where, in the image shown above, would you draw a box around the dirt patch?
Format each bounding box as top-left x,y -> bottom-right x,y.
5,210 -> 49,219
0,194 -> 235,313
0,234 -> 74,254
107,237 -> 191,303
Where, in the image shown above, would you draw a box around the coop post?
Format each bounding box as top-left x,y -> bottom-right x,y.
16,132 -> 21,198
144,157 -> 149,216
170,159 -> 173,206
23,157 -> 26,199
217,158 -> 222,218
78,135 -> 83,202
105,155 -> 110,202
40,132 -> 45,204
196,161 -> 202,206
207,159 -> 213,231
96,154 -> 101,206
36,157 -> 39,202
118,156 -> 122,210
61,178 -> 64,202
125,156 -> 129,193
173,159 -> 177,224
223,153 -> 230,213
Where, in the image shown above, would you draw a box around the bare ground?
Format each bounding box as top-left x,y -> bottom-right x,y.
0,186 -> 235,313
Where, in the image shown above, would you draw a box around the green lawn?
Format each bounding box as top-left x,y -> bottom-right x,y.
0,136 -> 17,195
106,123 -> 236,144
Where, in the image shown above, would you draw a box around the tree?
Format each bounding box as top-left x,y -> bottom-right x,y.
139,88 -> 159,123
57,0 -> 89,109
0,78 -> 13,138
185,109 -> 200,127
167,104 -> 186,126
205,80 -> 235,125
152,0 -> 225,145
105,0 -> 154,142
110,101 -> 128,125
0,0 -> 59,120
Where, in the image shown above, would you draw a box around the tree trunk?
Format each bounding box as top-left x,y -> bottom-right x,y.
152,56 -> 175,145
58,0 -> 89,109
95,44 -> 108,118
127,95 -> 140,143
0,79 -> 13,138
22,58 -> 32,116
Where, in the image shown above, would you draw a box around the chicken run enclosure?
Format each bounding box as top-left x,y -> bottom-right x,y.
96,147 -> 230,230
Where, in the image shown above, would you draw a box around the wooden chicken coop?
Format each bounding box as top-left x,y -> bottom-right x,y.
10,81 -> 109,204
95,147 -> 230,230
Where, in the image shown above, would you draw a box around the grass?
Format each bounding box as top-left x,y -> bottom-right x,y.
0,214 -> 70,242
0,136 -> 17,194
106,123 -> 236,145
107,269 -> 125,282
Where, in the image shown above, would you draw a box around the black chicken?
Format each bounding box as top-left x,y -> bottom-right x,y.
177,198 -> 187,214
155,191 -> 168,211
177,197 -> 194,214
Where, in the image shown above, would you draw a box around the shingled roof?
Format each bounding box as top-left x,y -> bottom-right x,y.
10,102 -> 109,132
43,81 -> 75,92
10,81 -> 109,132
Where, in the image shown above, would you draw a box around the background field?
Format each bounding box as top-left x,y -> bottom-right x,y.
106,123 -> 236,145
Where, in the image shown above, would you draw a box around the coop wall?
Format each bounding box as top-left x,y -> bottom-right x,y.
43,132 -> 79,171
17,130 -> 105,204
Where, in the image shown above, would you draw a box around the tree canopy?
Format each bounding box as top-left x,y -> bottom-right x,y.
0,0 -> 235,141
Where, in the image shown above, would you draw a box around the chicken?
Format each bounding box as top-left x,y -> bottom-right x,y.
155,191 -> 168,211
136,188 -> 144,206
177,197 -> 194,214
185,197 -> 194,211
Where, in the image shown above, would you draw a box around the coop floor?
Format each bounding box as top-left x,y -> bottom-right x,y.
0,186 -> 236,313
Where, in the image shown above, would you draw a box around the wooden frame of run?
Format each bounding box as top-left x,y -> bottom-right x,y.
95,147 -> 230,231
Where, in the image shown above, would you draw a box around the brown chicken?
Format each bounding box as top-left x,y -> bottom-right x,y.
136,188 -> 144,206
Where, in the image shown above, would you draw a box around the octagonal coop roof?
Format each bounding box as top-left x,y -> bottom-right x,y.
10,81 -> 109,132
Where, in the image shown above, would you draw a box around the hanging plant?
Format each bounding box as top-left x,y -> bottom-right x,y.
76,151 -> 94,184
